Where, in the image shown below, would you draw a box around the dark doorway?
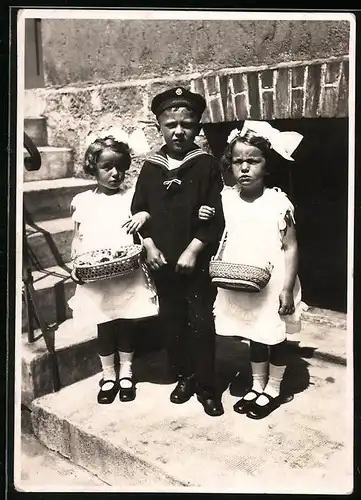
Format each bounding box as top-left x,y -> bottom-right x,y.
203,118 -> 349,313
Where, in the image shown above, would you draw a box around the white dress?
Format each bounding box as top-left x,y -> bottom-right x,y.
68,188 -> 159,328
213,186 -> 305,345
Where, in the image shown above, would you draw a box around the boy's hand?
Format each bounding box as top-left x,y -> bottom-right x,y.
122,211 -> 150,234
175,248 -> 197,274
145,245 -> 167,271
278,290 -> 295,315
70,267 -> 84,285
198,205 -> 215,220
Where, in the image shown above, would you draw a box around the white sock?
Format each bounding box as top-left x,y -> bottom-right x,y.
244,361 -> 268,400
99,353 -> 116,390
256,363 -> 286,406
118,351 -> 134,388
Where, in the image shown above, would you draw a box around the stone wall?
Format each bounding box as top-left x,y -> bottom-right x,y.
24,77 -> 198,183
40,19 -> 350,86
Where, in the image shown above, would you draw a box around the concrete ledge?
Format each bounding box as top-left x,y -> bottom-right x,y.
21,320 -> 98,406
22,308 -> 347,411
24,147 -> 74,182
26,217 -> 73,270
31,398 -> 187,488
22,317 -> 165,405
29,358 -> 351,492
21,265 -> 74,331
23,177 -> 97,222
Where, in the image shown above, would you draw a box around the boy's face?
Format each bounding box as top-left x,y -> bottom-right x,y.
157,107 -> 201,159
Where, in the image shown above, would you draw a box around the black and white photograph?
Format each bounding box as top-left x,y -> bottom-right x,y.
14,8 -> 355,494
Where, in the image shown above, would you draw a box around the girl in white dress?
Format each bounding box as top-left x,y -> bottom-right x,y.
69,131 -> 158,404
199,120 -> 305,419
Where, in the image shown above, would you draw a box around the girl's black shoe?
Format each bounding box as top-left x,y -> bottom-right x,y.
97,379 -> 119,404
246,392 -> 282,420
233,390 -> 261,414
119,377 -> 136,402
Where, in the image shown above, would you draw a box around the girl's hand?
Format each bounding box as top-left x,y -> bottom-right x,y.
70,267 -> 84,285
175,248 -> 197,274
122,211 -> 150,234
278,290 -> 295,316
198,205 -> 215,220
145,245 -> 167,271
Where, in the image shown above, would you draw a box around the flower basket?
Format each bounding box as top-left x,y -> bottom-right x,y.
209,231 -> 273,292
73,245 -> 144,283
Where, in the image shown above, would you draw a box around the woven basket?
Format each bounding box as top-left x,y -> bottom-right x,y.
73,245 -> 144,283
209,231 -> 273,292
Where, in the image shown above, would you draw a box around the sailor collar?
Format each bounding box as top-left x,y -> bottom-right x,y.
147,146 -> 209,171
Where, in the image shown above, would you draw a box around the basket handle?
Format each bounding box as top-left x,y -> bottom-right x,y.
213,229 -> 228,261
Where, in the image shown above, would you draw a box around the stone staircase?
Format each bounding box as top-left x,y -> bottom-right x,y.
22,116 -> 98,402
23,117 -> 96,330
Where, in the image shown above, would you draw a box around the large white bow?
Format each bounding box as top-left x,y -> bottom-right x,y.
227,120 -> 303,161
85,126 -> 150,156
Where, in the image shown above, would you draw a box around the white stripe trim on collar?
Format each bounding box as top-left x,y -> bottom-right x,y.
148,148 -> 209,168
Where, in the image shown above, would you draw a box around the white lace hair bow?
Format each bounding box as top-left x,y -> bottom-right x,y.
227,120 -> 303,161
85,126 -> 150,156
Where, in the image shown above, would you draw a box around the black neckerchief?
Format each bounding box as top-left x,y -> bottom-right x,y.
147,145 -> 210,192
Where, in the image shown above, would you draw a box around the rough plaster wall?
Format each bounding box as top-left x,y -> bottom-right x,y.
41,20 -> 350,86
25,79 -> 211,182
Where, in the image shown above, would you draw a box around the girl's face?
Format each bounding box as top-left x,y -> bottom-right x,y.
158,107 -> 201,159
95,149 -> 128,193
231,141 -> 267,191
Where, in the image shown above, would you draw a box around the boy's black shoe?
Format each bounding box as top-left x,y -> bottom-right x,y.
196,385 -> 224,417
170,375 -> 195,404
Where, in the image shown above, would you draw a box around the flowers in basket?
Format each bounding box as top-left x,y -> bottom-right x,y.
74,245 -> 144,283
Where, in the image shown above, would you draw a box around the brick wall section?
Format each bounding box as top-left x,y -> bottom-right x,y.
24,56 -> 349,181
191,56 -> 349,121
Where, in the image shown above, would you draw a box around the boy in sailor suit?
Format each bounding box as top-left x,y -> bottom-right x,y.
131,87 -> 225,416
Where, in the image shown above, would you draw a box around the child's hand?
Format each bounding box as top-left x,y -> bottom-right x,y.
122,211 -> 150,234
278,290 -> 295,315
175,248 -> 197,274
70,267 -> 84,285
145,245 -> 167,271
198,205 -> 215,220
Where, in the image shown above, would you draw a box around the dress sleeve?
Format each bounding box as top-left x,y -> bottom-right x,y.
70,191 -> 90,224
276,189 -> 296,233
194,159 -> 225,245
70,193 -> 81,222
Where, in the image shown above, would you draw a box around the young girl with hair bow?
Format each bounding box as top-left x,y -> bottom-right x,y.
68,128 -> 159,405
199,120 -> 306,419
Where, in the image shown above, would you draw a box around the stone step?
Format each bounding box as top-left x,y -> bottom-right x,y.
21,308 -> 347,407
24,146 -> 74,182
21,315 -> 163,405
25,217 -> 74,271
24,116 -> 48,147
22,264 -> 74,331
28,353 -> 351,492
23,178 -> 97,222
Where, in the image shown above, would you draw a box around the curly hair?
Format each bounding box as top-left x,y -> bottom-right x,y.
220,132 -> 271,174
83,136 -> 131,176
